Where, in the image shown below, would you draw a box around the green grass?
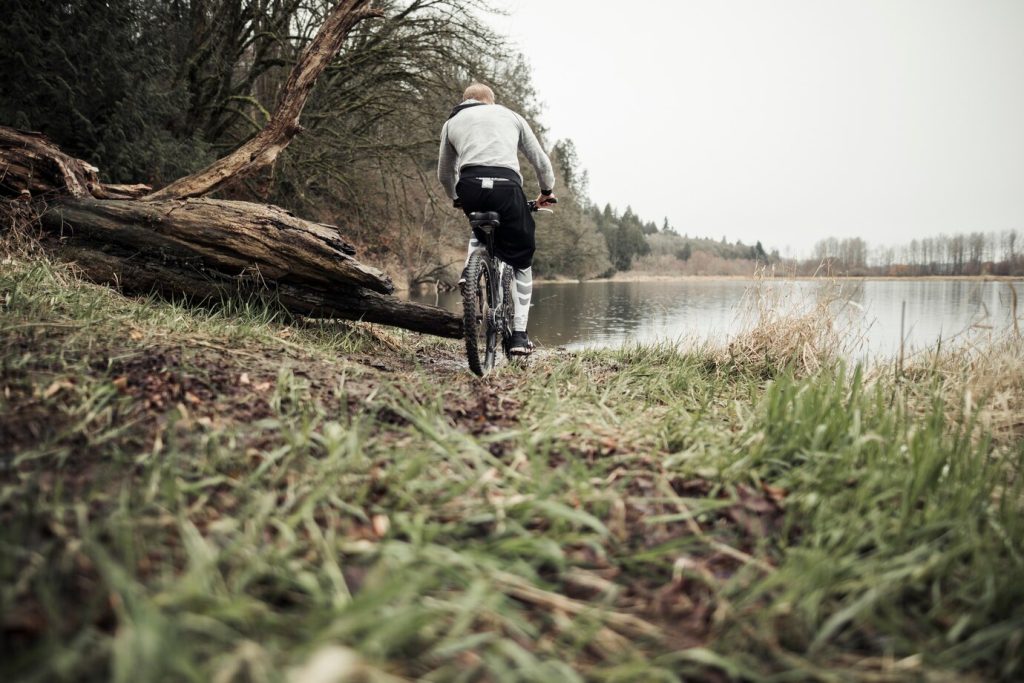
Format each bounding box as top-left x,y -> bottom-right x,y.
2,255 -> 1023,682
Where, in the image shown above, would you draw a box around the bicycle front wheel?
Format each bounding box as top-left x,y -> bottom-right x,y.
500,264 -> 515,360
462,249 -> 497,376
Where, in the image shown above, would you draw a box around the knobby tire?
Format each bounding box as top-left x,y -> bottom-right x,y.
462,249 -> 493,376
500,265 -> 516,361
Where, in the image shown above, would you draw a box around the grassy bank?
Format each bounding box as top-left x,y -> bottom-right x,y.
2,254 -> 1023,682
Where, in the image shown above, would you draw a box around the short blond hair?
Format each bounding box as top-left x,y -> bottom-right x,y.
463,83 -> 495,104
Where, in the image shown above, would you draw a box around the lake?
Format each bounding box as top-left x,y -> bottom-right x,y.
407,278 -> 1024,358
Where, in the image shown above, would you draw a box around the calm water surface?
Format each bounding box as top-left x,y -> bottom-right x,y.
408,279 -> 1024,358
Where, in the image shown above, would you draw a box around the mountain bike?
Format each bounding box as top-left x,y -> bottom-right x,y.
461,200 -> 552,376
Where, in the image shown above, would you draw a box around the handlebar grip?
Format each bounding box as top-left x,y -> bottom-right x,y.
527,199 -> 557,212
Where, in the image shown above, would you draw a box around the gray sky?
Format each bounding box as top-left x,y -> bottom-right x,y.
495,0 -> 1024,256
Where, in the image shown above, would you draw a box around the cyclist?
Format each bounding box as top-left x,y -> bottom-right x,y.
437,82 -> 557,355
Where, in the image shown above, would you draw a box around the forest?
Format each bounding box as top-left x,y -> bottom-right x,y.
0,0 -> 657,286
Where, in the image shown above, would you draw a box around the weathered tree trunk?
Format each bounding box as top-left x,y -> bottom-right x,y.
42,198 -> 393,294
0,142 -> 462,337
60,246 -> 463,338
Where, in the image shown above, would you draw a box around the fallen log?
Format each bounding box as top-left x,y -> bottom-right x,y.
0,126 -> 149,200
60,246 -> 463,338
42,197 -> 393,294
0,144 -> 462,337
0,135 -> 462,337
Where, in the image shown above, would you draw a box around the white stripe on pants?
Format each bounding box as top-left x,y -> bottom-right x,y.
513,266 -> 532,332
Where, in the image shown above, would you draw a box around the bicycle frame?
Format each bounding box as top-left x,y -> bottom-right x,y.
469,217 -> 513,364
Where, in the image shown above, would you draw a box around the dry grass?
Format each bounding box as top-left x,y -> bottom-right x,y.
717,269 -> 1024,444
897,331 -> 1024,445
0,200 -> 46,258
718,271 -> 863,376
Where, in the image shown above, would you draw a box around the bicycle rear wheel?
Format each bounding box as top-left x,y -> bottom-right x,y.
462,249 -> 497,376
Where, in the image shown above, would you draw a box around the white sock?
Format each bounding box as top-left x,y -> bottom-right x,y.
513,267 -> 532,332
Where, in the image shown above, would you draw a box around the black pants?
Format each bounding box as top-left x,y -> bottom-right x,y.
457,167 -> 535,270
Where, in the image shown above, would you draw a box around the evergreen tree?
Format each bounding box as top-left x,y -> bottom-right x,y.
0,0 -> 210,183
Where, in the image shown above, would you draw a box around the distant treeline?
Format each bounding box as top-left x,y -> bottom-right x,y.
791,233 -> 1024,276
582,210 -> 781,277
599,224 -> 1024,279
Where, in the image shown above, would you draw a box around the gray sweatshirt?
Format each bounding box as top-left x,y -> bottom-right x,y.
437,100 -> 556,200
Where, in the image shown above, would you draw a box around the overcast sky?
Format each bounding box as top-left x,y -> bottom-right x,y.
494,0 -> 1024,256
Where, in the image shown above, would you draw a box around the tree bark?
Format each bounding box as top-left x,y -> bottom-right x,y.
0,127 -> 150,200
25,196 -> 463,338
42,197 -> 393,294
60,245 -> 463,338
144,0 -> 384,201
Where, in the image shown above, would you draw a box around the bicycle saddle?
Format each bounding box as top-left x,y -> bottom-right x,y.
468,211 -> 501,229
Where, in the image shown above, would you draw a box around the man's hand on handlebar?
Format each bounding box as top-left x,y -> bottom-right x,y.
535,193 -> 557,208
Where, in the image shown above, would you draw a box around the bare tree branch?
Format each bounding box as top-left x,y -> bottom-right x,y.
146,0 -> 384,201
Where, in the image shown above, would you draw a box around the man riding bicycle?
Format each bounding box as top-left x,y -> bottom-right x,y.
437,83 -> 557,355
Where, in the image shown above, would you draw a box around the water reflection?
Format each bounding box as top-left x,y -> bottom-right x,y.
408,279 -> 1024,357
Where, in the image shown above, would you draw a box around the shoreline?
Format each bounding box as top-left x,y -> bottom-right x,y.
534,273 -> 1024,285
400,272 -> 1024,293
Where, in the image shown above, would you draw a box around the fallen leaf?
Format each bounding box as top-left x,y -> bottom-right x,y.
239,372 -> 251,385
254,381 -> 272,392
184,391 -> 201,405
112,376 -> 128,391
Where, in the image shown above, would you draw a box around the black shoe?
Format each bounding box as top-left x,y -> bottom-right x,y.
509,331 -> 534,355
